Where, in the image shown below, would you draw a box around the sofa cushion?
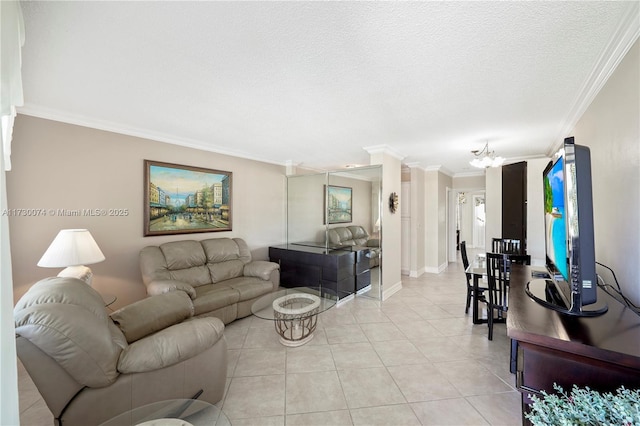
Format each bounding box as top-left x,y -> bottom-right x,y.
160,240 -> 207,270
208,259 -> 244,283
348,226 -> 370,246
110,292 -> 194,343
140,242 -> 212,288
224,276 -> 274,301
193,285 -> 240,316
168,266 -> 211,288
328,227 -> 355,246
201,238 -> 242,263
233,237 -> 253,264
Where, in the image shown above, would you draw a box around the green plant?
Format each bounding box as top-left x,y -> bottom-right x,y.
525,384 -> 640,426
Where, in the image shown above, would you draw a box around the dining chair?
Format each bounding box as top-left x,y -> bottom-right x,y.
491,238 -> 523,255
485,252 -> 511,340
461,241 -> 486,315
460,241 -> 473,313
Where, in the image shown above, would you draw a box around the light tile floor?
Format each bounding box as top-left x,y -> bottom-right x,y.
18,248 -> 522,425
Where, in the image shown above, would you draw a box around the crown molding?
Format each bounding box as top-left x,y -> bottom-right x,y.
17,104 -> 289,167
422,165 -> 455,177
363,144 -> 406,161
453,170 -> 486,178
404,162 -> 422,169
548,1 -> 640,156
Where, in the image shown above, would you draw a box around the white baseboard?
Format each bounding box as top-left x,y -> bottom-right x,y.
409,267 -> 426,278
382,281 -> 403,301
424,263 -> 448,274
336,293 -> 355,307
356,285 -> 372,295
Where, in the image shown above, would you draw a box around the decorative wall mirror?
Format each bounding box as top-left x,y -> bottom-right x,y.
389,192 -> 399,213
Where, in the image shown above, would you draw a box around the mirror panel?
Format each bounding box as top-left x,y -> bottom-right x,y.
285,166 -> 382,300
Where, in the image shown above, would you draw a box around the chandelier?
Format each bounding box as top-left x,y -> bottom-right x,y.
469,142 -> 505,168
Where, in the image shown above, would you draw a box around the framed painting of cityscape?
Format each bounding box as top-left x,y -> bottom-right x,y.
144,160 -> 232,236
325,185 -> 352,224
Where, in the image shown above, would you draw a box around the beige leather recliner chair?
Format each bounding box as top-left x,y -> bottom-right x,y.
14,276 -> 227,426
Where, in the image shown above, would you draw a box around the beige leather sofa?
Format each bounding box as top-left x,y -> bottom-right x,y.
14,276 -> 227,426
140,237 -> 280,324
328,225 -> 381,267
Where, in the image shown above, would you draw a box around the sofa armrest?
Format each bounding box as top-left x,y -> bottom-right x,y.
146,280 -> 196,299
117,317 -> 225,374
243,261 -> 279,281
367,238 -> 380,248
110,292 -> 194,343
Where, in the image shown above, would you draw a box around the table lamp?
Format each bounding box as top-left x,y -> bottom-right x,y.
373,218 -> 381,238
37,229 -> 105,285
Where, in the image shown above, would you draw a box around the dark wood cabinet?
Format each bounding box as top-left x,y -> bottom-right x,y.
502,161 -> 527,251
354,248 -> 371,293
507,266 -> 640,424
269,244 -> 370,299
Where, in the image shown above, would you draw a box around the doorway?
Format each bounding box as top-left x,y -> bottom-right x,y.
449,188 -> 486,262
473,195 -> 486,249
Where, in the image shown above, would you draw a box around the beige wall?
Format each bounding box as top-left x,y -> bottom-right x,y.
453,174 -> 485,190
572,39 -> 639,305
8,115 -> 287,308
423,170 -> 451,272
424,171 -> 439,271
410,167 -> 425,277
437,172 -> 452,269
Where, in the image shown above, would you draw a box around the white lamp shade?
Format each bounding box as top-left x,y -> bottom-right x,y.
469,155 -> 505,169
37,229 -> 105,267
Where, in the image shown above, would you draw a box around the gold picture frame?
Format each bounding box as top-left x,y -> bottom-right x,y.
144,160 -> 232,236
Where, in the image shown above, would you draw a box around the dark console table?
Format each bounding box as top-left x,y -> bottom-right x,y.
269,244 -> 370,300
507,265 -> 640,424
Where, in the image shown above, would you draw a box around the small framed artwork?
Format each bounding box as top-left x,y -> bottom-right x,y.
325,185 -> 352,224
144,160 -> 232,236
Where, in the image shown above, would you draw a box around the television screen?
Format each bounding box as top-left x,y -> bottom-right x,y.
528,137 -> 606,317
543,156 -> 568,281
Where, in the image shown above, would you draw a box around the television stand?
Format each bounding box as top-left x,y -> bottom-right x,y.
525,278 -> 608,317
509,266 -> 640,424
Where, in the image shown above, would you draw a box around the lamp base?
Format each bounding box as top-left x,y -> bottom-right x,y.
57,265 -> 93,285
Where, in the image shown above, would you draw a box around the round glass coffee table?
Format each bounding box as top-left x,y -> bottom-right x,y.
251,287 -> 339,347
100,399 -> 230,426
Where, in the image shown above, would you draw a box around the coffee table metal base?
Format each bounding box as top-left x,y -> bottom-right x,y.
272,293 -> 320,347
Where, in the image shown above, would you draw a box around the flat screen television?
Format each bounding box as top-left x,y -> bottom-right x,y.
527,137 -> 607,317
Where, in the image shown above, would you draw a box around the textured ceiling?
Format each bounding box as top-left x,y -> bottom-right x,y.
17,1 -> 639,175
